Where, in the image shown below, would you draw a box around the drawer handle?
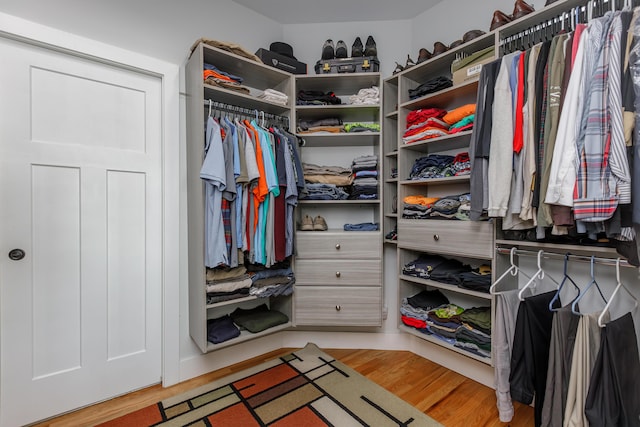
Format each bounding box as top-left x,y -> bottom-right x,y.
433,234 -> 440,242
336,271 -> 341,278
335,305 -> 341,311
335,243 -> 341,250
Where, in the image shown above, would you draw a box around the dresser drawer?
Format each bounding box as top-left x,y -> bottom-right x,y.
294,286 -> 382,326
398,220 -> 493,258
296,231 -> 381,259
295,259 -> 381,286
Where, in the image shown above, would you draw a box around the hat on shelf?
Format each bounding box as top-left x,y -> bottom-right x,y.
269,42 -> 297,60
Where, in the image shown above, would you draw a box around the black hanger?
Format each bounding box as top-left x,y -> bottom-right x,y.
549,253 -> 581,311
571,256 -> 608,315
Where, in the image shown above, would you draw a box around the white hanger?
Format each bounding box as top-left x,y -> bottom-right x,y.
518,250 -> 560,301
598,258 -> 639,327
490,247 -> 533,295
208,100 -> 213,117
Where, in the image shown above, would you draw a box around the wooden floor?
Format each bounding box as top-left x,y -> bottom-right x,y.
32,348 -> 534,427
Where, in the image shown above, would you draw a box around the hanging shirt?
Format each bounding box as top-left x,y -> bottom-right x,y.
201,117 -> 228,267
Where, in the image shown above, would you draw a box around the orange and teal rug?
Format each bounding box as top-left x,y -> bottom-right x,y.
99,342 -> 441,426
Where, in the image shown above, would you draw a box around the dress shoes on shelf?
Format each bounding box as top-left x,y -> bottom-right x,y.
432,41 -> 449,57
322,39 -> 335,59
449,40 -> 463,50
512,0 -> 535,19
490,10 -> 513,31
417,48 -> 432,63
462,29 -> 486,43
335,40 -> 348,58
364,35 -> 377,57
352,36 -> 364,57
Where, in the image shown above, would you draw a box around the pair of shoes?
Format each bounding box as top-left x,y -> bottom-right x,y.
417,48 -> 432,64
432,41 -> 449,57
351,35 -> 377,57
321,36 -> 376,59
300,214 -> 328,231
385,226 -> 397,241
490,0 -> 535,31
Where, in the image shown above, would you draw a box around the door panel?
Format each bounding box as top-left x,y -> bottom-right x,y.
0,36 -> 163,427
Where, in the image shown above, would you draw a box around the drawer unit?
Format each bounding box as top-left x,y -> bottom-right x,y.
294,259 -> 381,286
294,286 -> 382,326
398,219 -> 493,259
295,231 -> 381,259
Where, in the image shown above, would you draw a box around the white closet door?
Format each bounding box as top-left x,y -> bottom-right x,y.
0,36 -> 163,427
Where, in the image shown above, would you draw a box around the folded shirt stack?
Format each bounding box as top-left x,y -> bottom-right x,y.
249,266 -> 295,298
206,265 -> 251,305
401,253 -> 491,293
229,304 -> 289,334
344,222 -> 379,231
257,88 -> 288,106
302,183 -> 349,200
402,192 -> 474,221
408,152 -> 470,180
350,154 -> 378,200
400,294 -> 492,358
348,86 -> 380,105
303,162 -> 353,186
203,63 -> 250,94
344,122 -> 380,133
408,76 -> 453,99
297,90 -> 342,105
298,117 -> 344,134
403,104 -> 476,144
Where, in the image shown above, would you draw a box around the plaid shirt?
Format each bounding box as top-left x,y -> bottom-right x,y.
574,13 -> 618,222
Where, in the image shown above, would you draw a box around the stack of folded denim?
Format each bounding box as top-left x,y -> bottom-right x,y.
348,86 -> 379,105
249,266 -> 295,298
408,76 -> 453,99
302,183 -> 349,200
206,265 -> 252,305
297,90 -> 342,105
350,155 -> 378,200
343,222 -> 379,231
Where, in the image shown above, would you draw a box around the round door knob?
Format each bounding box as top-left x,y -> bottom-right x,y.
8,249 -> 26,261
335,243 -> 341,250
335,305 -> 341,311
433,234 -> 440,242
335,271 -> 341,278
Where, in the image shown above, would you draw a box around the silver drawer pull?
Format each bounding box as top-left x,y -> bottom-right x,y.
336,271 -> 341,278
335,243 -> 341,250
335,305 -> 341,311
433,234 -> 440,241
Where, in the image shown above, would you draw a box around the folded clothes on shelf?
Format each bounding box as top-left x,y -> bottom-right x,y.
348,86 -> 380,105
343,222 -> 379,231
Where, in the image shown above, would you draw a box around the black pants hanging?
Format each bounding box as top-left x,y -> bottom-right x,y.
585,312 -> 640,426
509,291 -> 558,427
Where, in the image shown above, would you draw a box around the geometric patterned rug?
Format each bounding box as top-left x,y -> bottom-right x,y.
97,342 -> 442,426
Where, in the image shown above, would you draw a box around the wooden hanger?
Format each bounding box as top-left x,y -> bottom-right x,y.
598,258 -> 639,327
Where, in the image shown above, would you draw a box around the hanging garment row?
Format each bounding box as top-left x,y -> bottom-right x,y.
470,5 -> 640,266
491,247 -> 640,426
201,100 -> 304,269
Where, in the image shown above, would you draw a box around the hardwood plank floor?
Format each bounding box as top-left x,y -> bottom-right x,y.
31,348 -> 534,427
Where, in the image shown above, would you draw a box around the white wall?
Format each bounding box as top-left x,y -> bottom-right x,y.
282,20 -> 412,78
410,0 -> 547,59
0,0 -> 283,65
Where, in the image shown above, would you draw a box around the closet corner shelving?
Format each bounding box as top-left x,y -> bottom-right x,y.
389,26 -> 497,365
185,42 -> 294,353
292,72 -> 384,327
383,74 -> 399,246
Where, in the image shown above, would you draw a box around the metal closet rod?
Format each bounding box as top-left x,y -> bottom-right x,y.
202,99 -> 288,123
495,246 -> 636,268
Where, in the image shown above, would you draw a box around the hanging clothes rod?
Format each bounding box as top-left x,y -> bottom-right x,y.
495,246 -> 637,269
202,99 -> 289,123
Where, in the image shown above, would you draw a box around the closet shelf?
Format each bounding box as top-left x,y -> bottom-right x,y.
400,131 -> 473,152
384,239 -> 398,245
203,83 -> 290,115
385,213 -> 398,218
497,0 -> 589,39
199,43 -> 292,89
385,150 -> 398,157
385,178 -> 398,183
298,132 -> 380,147
400,79 -> 479,110
400,175 -> 470,186
399,324 -> 492,365
205,322 -> 293,352
385,111 -> 398,119
398,33 -> 496,82
295,104 -> 380,122
206,295 -> 260,309
298,199 -> 380,205
399,274 -> 492,301
295,72 -> 381,93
